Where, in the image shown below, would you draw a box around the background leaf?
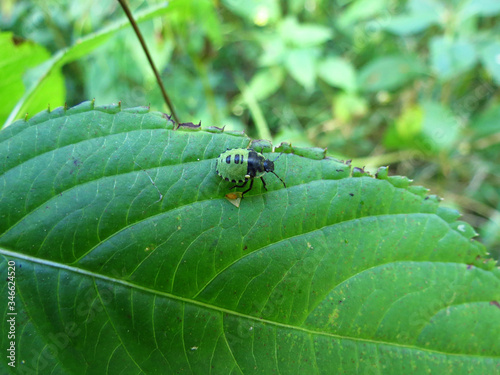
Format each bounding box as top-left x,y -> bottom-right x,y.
242,66 -> 285,102
2,2 -> 171,127
0,31 -> 64,126
1,104 -> 499,374
221,0 -> 281,24
384,102 -> 460,153
278,16 -> 332,47
284,47 -> 319,92
459,0 -> 500,20
480,41 -> 500,85
358,55 -> 426,92
382,14 -> 439,36
318,56 -> 357,92
429,37 -> 477,81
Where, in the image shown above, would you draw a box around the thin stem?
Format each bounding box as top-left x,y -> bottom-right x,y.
235,75 -> 272,141
117,0 -> 180,125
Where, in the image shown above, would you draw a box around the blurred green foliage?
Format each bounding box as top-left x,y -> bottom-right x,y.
1,0 -> 499,258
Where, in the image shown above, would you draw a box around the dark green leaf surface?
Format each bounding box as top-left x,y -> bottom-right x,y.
1,102 -> 499,374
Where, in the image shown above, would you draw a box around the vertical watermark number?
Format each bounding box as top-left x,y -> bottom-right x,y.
6,260 -> 16,367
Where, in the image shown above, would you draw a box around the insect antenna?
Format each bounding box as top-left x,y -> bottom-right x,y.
272,152 -> 284,162
271,171 -> 286,188
269,151 -> 286,188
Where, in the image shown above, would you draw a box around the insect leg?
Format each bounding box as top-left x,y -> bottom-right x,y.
230,180 -> 248,189
271,171 -> 286,188
241,179 -> 254,196
260,177 -> 267,191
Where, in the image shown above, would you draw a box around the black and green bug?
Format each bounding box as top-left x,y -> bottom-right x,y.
216,148 -> 286,196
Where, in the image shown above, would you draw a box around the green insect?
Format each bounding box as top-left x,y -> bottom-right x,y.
216,148 -> 286,196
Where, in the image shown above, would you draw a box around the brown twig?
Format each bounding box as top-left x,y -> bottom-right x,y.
117,0 -> 180,125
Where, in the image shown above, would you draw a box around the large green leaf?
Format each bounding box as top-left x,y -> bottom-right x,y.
1,102 -> 499,374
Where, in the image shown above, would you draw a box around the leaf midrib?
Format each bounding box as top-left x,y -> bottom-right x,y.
1,247 -> 495,361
